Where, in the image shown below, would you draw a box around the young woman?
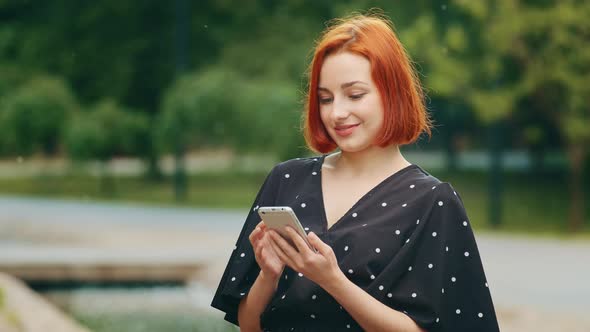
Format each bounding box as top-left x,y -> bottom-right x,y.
211,13 -> 500,332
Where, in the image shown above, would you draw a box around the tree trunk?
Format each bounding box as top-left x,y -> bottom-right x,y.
566,144 -> 586,232
99,161 -> 116,197
488,121 -> 504,228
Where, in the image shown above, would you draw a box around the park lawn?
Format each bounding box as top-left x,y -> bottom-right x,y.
0,169 -> 588,238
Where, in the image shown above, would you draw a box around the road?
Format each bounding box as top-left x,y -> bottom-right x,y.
1,195 -> 589,330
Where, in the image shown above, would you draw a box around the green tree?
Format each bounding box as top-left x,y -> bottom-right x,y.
0,75 -> 77,157
403,0 -> 590,230
65,99 -> 149,195
157,68 -> 241,200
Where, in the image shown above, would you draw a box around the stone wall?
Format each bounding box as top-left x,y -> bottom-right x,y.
0,273 -> 90,332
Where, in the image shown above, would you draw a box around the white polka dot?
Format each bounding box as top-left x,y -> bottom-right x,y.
298,273 -> 303,277
478,313 -> 484,318
395,230 -> 401,235
446,246 -> 449,252
485,282 -> 489,288
304,227 -> 309,231
352,212 -> 358,218
240,253 -> 245,257
381,202 -> 387,207
402,203 -> 407,207
438,201 -> 444,206
362,224 -> 367,227
456,309 -> 461,314
379,285 -> 384,291
416,219 -> 420,224
253,205 -> 259,211
463,221 -> 468,226
312,171 -> 317,175
310,314 -> 316,319
428,263 -> 433,269
405,238 -> 410,244
464,251 -> 470,257
281,294 -> 286,299
411,292 -> 417,298
285,275 -> 288,280
408,266 -> 412,271
344,245 -> 349,251
285,174 -> 290,178
387,293 -> 393,298
240,292 -> 245,296
347,324 -> 351,329
348,269 -> 354,274
442,288 -> 445,293
312,295 -> 317,300
454,191 -> 457,195
410,184 -> 415,188
370,274 -> 375,280
231,277 -> 236,281
436,317 -> 440,323
451,277 -> 457,282
313,158 -> 318,161
432,186 -> 436,190
301,203 -> 306,208
432,232 -> 437,237
375,248 -> 381,253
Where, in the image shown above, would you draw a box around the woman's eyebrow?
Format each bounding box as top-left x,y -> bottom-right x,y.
318,80 -> 369,91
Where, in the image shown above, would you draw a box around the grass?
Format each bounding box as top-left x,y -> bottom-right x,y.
0,169 -> 588,237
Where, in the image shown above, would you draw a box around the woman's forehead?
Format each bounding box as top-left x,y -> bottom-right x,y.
319,52 -> 372,89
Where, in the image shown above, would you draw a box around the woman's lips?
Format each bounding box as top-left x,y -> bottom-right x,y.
334,124 -> 359,137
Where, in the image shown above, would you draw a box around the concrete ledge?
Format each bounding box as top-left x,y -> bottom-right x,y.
0,246 -> 210,284
0,273 -> 91,332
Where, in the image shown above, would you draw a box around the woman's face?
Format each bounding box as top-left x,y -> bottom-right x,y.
318,51 -> 384,153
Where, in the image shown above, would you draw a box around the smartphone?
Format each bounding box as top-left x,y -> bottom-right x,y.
257,206 -> 316,252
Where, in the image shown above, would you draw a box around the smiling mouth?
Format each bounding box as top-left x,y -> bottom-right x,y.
335,124 -> 359,130
334,124 -> 360,136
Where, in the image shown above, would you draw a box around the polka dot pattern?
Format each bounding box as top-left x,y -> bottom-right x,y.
212,157 -> 499,331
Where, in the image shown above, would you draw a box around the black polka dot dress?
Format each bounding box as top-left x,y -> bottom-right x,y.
211,155 -> 500,331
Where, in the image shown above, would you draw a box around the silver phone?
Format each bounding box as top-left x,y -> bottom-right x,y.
257,206 -> 316,252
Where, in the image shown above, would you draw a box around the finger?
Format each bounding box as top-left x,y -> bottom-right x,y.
267,232 -> 296,269
285,226 -> 314,256
249,227 -> 260,243
308,232 -> 332,256
269,230 -> 300,258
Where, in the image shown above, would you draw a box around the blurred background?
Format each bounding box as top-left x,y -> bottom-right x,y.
0,0 -> 588,331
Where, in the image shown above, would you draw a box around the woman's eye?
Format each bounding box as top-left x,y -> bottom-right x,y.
349,93 -> 366,100
319,97 -> 333,104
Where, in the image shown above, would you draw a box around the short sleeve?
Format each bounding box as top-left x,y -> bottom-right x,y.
210,164 -> 281,326
383,183 -> 500,331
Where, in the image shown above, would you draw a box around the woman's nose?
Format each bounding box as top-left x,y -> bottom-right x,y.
331,98 -> 350,119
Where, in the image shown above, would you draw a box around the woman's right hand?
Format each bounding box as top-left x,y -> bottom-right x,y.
249,221 -> 285,282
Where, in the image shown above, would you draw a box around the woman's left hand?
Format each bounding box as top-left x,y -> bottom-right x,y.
268,227 -> 344,288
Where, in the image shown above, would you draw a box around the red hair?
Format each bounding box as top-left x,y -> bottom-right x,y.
303,13 -> 432,153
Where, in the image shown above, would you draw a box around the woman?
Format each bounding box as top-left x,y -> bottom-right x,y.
211,13 -> 500,332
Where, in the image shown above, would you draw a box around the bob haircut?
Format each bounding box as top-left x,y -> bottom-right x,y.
304,13 -> 432,153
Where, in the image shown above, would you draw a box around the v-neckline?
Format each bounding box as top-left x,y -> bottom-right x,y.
317,154 -> 418,233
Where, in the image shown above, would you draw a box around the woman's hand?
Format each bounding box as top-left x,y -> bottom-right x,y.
249,221 -> 285,282
268,227 -> 344,289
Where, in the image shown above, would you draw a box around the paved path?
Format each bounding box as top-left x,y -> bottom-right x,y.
1,195 -> 589,330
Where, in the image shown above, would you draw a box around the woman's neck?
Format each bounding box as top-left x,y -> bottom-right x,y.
325,145 -> 411,177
